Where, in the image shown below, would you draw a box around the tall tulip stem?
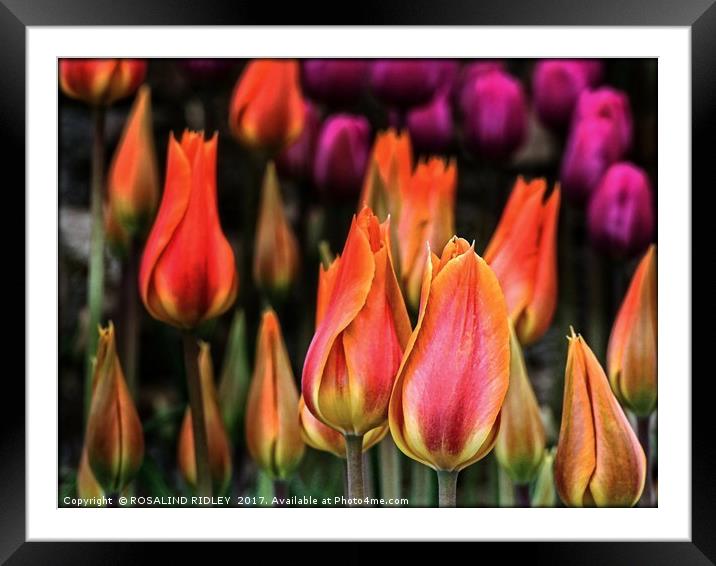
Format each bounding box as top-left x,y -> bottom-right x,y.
182,333 -> 213,500
344,434 -> 365,505
437,470 -> 458,508
637,414 -> 653,507
85,106 -> 107,422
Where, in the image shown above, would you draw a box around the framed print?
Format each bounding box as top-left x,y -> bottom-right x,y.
5,0 -> 711,562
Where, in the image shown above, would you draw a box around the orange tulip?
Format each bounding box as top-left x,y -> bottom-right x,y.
494,325 -> 546,485
253,162 -> 300,297
389,237 -> 510,472
246,309 -> 305,479
59,59 -> 146,106
608,245 -> 657,417
484,177 -> 560,345
358,129 -> 413,220
178,342 -> 232,493
139,130 -> 238,329
105,85 -> 159,242
85,323 -> 144,493
554,329 -> 646,507
298,395 -> 387,458
77,447 -> 105,500
398,157 -> 457,310
229,59 -> 305,151
302,207 -> 412,436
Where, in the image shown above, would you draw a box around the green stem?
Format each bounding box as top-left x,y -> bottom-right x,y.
437,470 -> 459,508
378,437 -> 402,505
182,333 -> 212,501
344,434 -> 365,505
637,414 -> 653,507
514,483 -> 531,507
84,106 -> 106,422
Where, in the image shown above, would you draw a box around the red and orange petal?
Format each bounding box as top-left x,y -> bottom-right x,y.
59,59 -> 146,106
389,237 -> 510,472
607,245 -> 657,416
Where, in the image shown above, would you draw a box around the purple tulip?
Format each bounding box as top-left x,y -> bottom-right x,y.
532,60 -> 600,130
461,70 -> 527,160
560,117 -> 623,204
573,87 -> 633,154
587,162 -> 654,258
369,60 -> 444,108
300,60 -> 370,106
313,114 -> 371,196
406,90 -> 454,154
456,60 -> 505,111
276,102 -> 321,180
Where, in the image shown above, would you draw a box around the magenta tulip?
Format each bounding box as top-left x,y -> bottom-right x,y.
369,60 -> 444,108
406,91 -> 454,154
573,87 -> 633,154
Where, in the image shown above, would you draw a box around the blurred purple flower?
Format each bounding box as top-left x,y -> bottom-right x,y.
587,162 -> 654,258
461,69 -> 527,160
406,91 -> 454,154
456,60 -> 505,111
300,60 -> 370,106
573,87 -> 633,154
560,117 -> 623,204
313,114 -> 371,196
369,60 -> 444,109
276,102 -> 321,180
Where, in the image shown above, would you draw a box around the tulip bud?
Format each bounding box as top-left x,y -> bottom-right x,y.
531,448 -> 557,507
389,237 -> 510,472
554,329 -> 646,507
560,117 -> 623,204
298,395 -> 387,458
532,60 -> 600,130
77,447 -> 105,500
607,245 -> 657,417
59,59 -> 146,106
461,70 -> 527,160
406,91 -> 454,154
313,114 -> 371,197
358,129 -> 413,220
246,309 -> 305,479
398,157 -> 457,311
253,162 -> 300,298
456,61 -> 505,111
587,162 -> 655,258
276,102 -> 321,180
85,323 -> 144,493
495,326 -> 546,484
229,59 -> 306,152
105,86 -> 159,242
573,87 -> 633,154
178,342 -> 233,493
484,177 -> 561,345
369,60 -> 444,109
303,207 -> 412,435
301,59 -> 370,106
139,130 -> 238,329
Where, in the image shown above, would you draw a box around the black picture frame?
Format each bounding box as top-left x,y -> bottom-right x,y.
5,0 -> 708,562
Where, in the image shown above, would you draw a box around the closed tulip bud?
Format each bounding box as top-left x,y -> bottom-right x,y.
607,245 -> 657,417
59,59 -> 146,106
532,60 -> 599,130
398,157 -> 457,311
276,102 -> 321,180
369,60 -> 444,109
406,91 -> 454,154
77,447 -> 105,500
313,114 -> 371,197
178,342 -> 232,493
105,86 -> 159,240
301,59 -> 370,106
462,70 -> 527,160
85,323 -> 144,493
298,395 -> 387,458
531,448 -> 557,507
303,207 -> 412,435
560,117 -> 623,204
554,329 -> 646,507
587,163 -> 655,258
139,130 -> 238,329
495,326 -> 546,484
484,178 -> 561,345
253,162 -> 300,297
246,310 -> 305,479
574,87 -> 633,154
389,237 -> 510,472
456,61 -> 505,111
229,59 -> 306,152
358,129 -> 413,220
